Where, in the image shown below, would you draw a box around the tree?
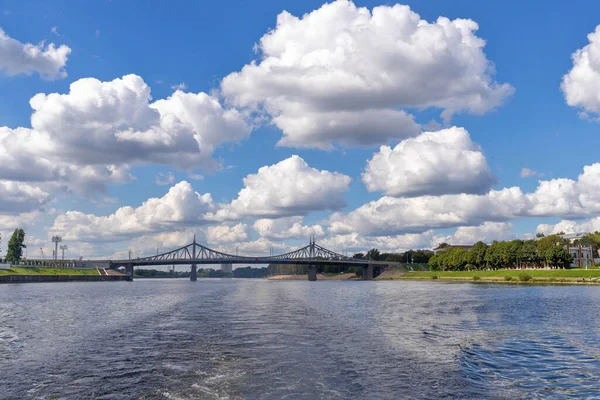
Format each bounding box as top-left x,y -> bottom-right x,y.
366,248 -> 382,261
536,233 -> 545,238
519,240 -> 538,266
469,241 -> 488,269
484,241 -> 503,269
428,255 -> 440,271
6,229 -> 26,264
353,253 -> 365,260
537,235 -> 565,259
544,246 -> 573,269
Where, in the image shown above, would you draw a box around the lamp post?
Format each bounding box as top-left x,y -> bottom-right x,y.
52,236 -> 62,261
60,245 -> 68,260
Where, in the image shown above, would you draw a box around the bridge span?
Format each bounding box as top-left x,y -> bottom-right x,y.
20,237 -> 396,281
109,237 -> 394,281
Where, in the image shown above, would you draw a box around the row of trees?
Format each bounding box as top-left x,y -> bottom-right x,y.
352,248 -> 434,263
429,235 -> 576,271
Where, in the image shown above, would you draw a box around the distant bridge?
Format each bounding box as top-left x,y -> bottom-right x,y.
111,236 -> 394,281
22,237 -> 396,281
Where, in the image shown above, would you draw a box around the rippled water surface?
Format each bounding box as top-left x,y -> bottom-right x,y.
2,280 -> 600,399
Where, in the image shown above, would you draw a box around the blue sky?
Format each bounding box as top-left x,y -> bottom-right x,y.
1,0 -> 600,259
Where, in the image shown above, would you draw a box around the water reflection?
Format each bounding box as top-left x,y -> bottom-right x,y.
1,280 -> 600,399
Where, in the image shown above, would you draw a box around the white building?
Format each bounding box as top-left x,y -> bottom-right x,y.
565,243 -> 594,268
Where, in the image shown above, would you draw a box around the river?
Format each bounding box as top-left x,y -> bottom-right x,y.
1,279 -> 600,399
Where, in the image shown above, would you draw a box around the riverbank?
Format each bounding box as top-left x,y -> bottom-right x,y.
381,268 -> 600,284
0,266 -> 130,283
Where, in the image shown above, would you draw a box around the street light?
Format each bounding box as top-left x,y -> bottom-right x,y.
60,245 -> 68,260
52,236 -> 62,261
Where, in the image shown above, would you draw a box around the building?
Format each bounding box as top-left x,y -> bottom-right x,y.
565,243 -> 594,268
221,263 -> 232,274
432,244 -> 473,255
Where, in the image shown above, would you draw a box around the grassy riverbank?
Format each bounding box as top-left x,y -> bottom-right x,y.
0,267 -> 100,276
382,268 -> 600,284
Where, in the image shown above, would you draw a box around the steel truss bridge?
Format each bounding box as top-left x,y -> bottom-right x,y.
110,237 -> 393,281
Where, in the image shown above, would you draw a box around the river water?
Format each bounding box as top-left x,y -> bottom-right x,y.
1,280 -> 600,399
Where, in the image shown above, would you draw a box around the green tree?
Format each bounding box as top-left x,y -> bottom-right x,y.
6,229 -> 26,264
484,241 -> 503,269
429,255 -> 440,271
544,246 -> 573,268
537,235 -> 565,265
366,248 -> 382,261
519,240 -> 538,266
468,241 -> 488,269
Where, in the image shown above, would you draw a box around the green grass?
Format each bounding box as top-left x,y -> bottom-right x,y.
0,267 -> 99,276
401,269 -> 600,279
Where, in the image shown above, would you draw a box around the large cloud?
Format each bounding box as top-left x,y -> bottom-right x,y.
0,75 -> 251,201
209,155 -> 351,220
205,223 -> 248,244
49,181 -> 214,242
0,181 -> 51,214
432,222 -> 513,246
330,162 -> 600,236
320,231 -> 435,253
537,217 -> 600,236
362,127 -> 496,197
562,25 -> 600,118
0,27 -> 71,79
252,216 -> 325,240
221,0 -> 513,149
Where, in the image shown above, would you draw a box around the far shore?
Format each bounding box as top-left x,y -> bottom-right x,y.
378,268 -> 600,285
267,273 -> 358,280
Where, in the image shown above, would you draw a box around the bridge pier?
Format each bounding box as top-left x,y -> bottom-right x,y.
190,264 -> 197,281
125,263 -> 134,281
308,264 -> 317,281
363,263 -> 373,281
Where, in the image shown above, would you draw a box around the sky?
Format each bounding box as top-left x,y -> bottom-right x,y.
2,0 -> 600,261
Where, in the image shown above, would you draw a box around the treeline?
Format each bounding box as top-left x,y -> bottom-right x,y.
352,248 -> 434,263
429,235 -> 578,271
232,266 -> 269,278
268,263 -> 361,275
267,248 -> 434,277
133,266 -> 270,278
134,269 -> 191,278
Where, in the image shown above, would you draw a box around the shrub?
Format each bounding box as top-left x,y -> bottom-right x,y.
473,276 -> 481,281
465,264 -> 476,271
518,272 -> 532,282
504,276 -> 513,281
431,274 -> 439,280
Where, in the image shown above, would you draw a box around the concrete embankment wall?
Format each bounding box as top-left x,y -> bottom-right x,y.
0,275 -> 130,283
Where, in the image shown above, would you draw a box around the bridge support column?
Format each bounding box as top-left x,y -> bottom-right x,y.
363,263 -> 373,281
190,264 -> 197,281
308,264 -> 317,281
125,263 -> 134,281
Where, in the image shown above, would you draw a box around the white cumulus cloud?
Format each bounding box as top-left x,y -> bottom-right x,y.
49,181 -> 214,242
363,127 -> 496,197
562,25 -> 600,119
253,216 -> 325,240
209,155 -> 351,220
0,27 -> 71,79
222,0 -> 513,149
0,75 -> 251,203
205,223 -> 248,244
329,162 -> 600,236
